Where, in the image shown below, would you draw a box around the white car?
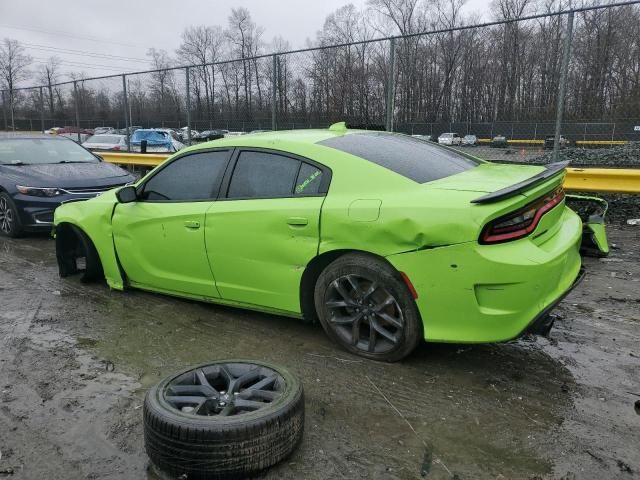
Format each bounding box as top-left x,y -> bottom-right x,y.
82,134 -> 128,152
437,132 -> 462,146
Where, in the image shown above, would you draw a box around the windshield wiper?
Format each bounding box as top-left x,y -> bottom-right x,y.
56,160 -> 92,164
0,161 -> 25,166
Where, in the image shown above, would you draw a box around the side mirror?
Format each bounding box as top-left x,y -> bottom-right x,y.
116,185 -> 138,203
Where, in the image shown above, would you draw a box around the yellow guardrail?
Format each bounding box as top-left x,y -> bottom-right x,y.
564,168 -> 640,194
575,140 -> 627,146
98,152 -> 169,167
98,152 -> 640,194
477,139 -> 628,146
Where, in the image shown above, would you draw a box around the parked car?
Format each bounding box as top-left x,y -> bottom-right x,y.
56,126 -> 95,144
411,134 -> 433,142
54,124 -> 591,362
437,132 -> 462,145
490,134 -> 508,148
129,129 -> 184,153
462,134 -> 478,146
544,135 -> 569,149
82,134 -> 128,152
195,130 -> 226,142
93,127 -> 116,135
0,135 -> 135,237
118,126 -> 142,136
44,127 -> 63,135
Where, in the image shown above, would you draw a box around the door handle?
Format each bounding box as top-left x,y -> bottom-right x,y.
184,220 -> 200,229
286,217 -> 308,227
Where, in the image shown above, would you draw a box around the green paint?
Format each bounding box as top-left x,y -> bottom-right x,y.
54,128 -> 585,344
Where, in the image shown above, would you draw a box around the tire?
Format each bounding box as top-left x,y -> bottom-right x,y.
0,192 -> 24,238
144,360 -> 304,480
314,253 -> 423,362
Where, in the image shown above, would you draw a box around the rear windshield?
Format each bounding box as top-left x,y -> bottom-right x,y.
0,138 -> 97,165
318,132 -> 481,183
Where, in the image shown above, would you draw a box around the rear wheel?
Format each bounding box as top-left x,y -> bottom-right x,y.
314,253 -> 422,362
0,192 -> 23,238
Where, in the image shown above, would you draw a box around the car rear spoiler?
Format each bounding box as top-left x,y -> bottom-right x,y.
471,161 -> 569,204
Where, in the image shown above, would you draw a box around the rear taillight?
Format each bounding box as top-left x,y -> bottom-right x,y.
480,188 -> 565,244
112,145 -> 121,150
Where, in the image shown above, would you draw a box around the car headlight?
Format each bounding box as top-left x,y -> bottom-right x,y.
16,185 -> 65,197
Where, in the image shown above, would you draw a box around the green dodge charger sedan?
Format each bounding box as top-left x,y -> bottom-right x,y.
54,123 -> 591,361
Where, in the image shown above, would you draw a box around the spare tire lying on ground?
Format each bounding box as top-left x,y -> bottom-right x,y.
144,360 -> 304,480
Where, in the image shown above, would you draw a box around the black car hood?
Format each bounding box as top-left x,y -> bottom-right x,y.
0,161 -> 133,188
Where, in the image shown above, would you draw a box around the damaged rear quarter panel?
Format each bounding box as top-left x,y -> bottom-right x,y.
54,191 -> 124,290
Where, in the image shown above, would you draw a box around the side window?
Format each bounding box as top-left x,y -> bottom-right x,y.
295,163 -> 323,195
228,151 -> 301,199
141,150 -> 229,201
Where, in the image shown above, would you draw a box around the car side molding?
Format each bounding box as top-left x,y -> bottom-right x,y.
471,161 -> 570,204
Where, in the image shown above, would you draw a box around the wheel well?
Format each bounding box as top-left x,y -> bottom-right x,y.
55,222 -> 104,281
299,249 -> 392,323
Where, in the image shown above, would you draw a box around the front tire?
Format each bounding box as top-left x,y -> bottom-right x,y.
0,192 -> 24,238
314,253 -> 423,362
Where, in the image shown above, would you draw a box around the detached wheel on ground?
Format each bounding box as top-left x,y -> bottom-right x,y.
144,360 -> 304,480
314,253 -> 423,362
0,192 -> 23,238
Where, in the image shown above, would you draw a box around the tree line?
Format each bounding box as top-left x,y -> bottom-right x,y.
1,0 -> 639,131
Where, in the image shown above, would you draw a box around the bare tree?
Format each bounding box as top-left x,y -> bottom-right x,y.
0,38 -> 32,129
37,56 -> 62,119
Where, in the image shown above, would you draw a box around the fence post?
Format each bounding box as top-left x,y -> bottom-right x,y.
9,88 -> 15,131
73,81 -> 81,142
39,87 -> 45,133
185,67 -> 192,146
385,38 -> 396,132
553,10 -> 574,160
1,90 -> 7,131
272,54 -> 277,131
122,75 -> 130,151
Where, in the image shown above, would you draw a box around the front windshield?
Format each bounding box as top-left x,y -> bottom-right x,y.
0,138 -> 98,165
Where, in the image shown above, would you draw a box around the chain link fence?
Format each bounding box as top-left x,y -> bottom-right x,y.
2,2 -> 640,155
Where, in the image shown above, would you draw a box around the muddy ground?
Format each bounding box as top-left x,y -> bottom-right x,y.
0,228 -> 638,480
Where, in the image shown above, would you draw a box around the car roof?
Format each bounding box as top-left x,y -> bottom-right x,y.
189,128 -> 362,150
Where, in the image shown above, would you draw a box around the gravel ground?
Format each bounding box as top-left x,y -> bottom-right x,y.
0,228 -> 638,480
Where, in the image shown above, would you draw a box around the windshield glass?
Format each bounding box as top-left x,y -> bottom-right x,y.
86,135 -> 121,144
318,132 -> 481,183
0,138 -> 97,165
131,130 -> 170,145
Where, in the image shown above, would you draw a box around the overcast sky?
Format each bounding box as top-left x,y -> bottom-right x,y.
1,0 -> 488,85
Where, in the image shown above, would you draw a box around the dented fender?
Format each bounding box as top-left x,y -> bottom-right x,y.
53,190 -> 125,289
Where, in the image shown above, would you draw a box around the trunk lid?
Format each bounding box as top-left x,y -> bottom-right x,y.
428,162 -> 559,199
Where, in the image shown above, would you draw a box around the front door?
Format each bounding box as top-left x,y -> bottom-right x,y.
113,149 -> 231,298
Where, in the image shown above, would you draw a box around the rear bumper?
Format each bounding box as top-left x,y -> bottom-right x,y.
520,266 -> 585,337
387,206 -> 584,343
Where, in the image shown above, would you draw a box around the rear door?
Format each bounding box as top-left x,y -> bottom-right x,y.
205,149 -> 330,313
112,149 -> 231,298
